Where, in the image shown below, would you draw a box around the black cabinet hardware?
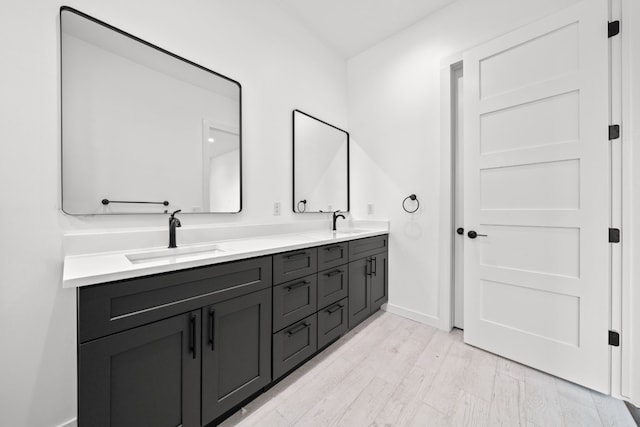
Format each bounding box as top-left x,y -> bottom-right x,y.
286,322 -> 310,336
456,227 -> 464,235
286,280 -> 310,291
208,309 -> 215,350
189,314 -> 196,359
327,304 -> 343,314
285,252 -> 307,259
324,245 -> 341,251
325,269 -> 343,277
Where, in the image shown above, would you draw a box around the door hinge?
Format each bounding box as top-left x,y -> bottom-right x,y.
609,330 -> 620,347
609,228 -> 620,243
608,21 -> 620,38
609,124 -> 620,140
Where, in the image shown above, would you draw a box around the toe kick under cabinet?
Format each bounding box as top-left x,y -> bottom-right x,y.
76,233 -> 387,427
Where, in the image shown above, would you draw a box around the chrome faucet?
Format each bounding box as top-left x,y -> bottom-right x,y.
168,209 -> 182,248
332,210 -> 346,231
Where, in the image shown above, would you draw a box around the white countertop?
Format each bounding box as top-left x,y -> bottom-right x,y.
63,227 -> 388,288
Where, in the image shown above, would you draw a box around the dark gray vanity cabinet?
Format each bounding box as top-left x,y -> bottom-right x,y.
78,257 -> 272,427
79,311 -> 201,427
201,288 -> 271,425
348,235 -> 389,329
77,234 -> 389,426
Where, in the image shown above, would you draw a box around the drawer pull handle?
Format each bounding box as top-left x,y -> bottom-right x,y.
286,280 -> 310,291
208,309 -> 215,350
285,252 -> 307,260
327,304 -> 343,314
286,322 -> 310,336
189,314 -> 196,359
324,245 -> 341,251
325,269 -> 343,277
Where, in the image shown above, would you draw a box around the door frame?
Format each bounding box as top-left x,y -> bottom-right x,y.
437,0 -> 628,399
437,51 -> 464,332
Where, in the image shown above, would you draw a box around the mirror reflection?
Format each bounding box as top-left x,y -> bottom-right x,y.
61,7 -> 241,214
293,110 -> 349,213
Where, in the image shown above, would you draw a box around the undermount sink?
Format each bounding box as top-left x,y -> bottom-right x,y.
334,229 -> 367,235
126,243 -> 228,264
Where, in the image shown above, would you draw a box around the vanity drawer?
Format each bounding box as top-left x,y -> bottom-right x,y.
78,257 -> 272,343
273,275 -> 317,332
273,248 -> 317,285
317,266 -> 348,309
317,242 -> 348,270
348,235 -> 388,261
273,314 -> 317,380
317,298 -> 348,349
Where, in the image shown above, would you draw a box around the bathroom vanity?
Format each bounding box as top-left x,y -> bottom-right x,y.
67,230 -> 388,426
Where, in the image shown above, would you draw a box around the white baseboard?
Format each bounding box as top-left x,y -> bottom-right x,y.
55,417 -> 77,427
384,303 -> 442,329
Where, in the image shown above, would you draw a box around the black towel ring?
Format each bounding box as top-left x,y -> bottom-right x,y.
297,199 -> 307,213
402,194 -> 419,213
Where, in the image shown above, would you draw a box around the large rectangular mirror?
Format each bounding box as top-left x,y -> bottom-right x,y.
292,110 -> 349,213
60,7 -> 241,214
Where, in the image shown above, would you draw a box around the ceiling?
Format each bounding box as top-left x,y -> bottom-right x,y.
277,0 -> 458,58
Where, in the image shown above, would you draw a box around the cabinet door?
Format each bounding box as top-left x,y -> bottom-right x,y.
202,288 -> 271,425
370,252 -> 388,312
348,257 -> 371,329
79,311 -> 200,427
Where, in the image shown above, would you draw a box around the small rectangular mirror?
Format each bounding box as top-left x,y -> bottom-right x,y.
60,7 -> 242,214
292,110 -> 349,213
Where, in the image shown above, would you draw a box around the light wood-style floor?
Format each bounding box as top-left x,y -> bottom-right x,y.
220,311 -> 636,427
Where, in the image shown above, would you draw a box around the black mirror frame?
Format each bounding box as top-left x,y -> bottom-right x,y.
292,109 -> 350,214
59,6 -> 243,215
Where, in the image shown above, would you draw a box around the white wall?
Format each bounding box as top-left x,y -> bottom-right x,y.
347,0 -> 580,326
0,1 -> 347,425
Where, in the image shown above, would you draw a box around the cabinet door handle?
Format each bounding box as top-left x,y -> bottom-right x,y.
285,252 -> 307,260
324,245 -> 341,252
366,258 -> 372,276
325,269 -> 343,277
373,257 -> 377,277
189,314 -> 196,359
286,322 -> 310,336
208,309 -> 215,350
286,280 -> 310,291
285,280 -> 311,292
326,304 -> 343,314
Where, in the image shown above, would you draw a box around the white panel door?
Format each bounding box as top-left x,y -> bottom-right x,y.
463,0 -> 610,392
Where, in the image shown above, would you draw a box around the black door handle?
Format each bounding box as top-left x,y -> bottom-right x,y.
456,227 -> 464,235
467,230 -> 488,239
